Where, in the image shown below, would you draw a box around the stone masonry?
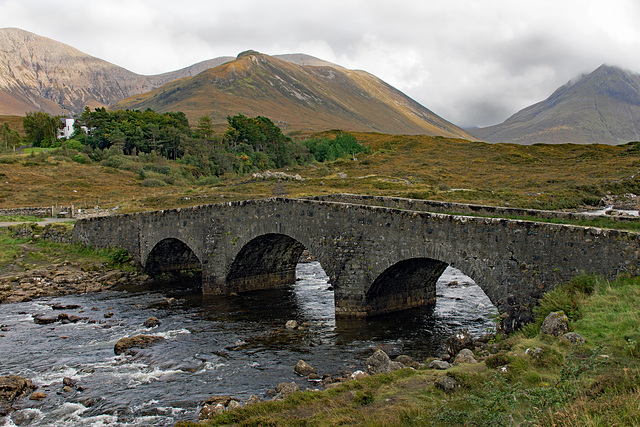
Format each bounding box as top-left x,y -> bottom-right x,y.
72,196 -> 640,331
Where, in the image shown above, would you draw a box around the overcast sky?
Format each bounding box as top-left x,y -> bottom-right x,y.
2,0 -> 640,128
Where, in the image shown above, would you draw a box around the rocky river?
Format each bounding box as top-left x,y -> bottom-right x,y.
0,262 -> 497,426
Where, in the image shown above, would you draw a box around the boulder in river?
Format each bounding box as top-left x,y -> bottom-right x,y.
294,359 -> 317,376
33,315 -> 58,325
143,316 -> 160,328
365,350 -> 404,375
0,375 -> 36,416
114,335 -> 166,355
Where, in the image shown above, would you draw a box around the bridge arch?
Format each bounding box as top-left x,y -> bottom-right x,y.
144,237 -> 202,277
226,233 -> 307,292
366,257 -> 449,316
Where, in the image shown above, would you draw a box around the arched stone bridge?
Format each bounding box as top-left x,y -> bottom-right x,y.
72,196 -> 640,331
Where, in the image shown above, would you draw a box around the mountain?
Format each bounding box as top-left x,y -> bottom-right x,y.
0,28 -> 156,115
471,65 -> 640,144
0,28 -> 471,138
112,50 -> 473,137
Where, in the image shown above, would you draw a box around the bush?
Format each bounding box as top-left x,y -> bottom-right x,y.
141,178 -> 166,187
195,176 -> 222,186
64,139 -> 85,151
72,154 -> 90,164
107,248 -> 131,265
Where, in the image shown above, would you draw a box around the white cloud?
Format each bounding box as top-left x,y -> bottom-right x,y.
1,0 -> 640,127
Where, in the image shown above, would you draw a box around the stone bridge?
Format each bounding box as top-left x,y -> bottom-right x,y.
72,196 -> 640,331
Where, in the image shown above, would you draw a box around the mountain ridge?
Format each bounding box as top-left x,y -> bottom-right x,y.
112,50 -> 473,137
471,65 -> 640,144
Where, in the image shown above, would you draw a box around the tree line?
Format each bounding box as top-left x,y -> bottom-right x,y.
10,108 -> 369,178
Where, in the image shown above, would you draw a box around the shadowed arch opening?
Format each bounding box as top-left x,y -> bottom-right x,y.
226,233 -> 306,293
366,258 -> 448,316
145,238 -> 202,281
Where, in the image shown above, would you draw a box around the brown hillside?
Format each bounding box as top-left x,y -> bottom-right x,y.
112,50 -> 475,138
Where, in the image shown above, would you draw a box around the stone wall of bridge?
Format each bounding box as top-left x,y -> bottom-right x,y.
72,197 -> 640,331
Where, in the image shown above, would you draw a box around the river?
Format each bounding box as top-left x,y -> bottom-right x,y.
0,262 -> 496,426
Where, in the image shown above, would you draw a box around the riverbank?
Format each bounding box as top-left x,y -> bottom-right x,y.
0,223 -> 151,303
181,273 -> 640,426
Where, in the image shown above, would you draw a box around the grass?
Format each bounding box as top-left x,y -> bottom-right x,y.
0,225 -> 133,273
0,215 -> 41,222
177,273 -> 640,426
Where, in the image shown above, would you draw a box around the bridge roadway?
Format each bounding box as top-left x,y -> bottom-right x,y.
72,195 -> 640,332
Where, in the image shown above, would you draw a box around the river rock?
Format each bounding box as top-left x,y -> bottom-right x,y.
540,311 -> 570,336
51,303 -> 81,310
0,375 -> 36,416
285,320 -> 298,330
365,350 -> 404,375
445,330 -> 474,356
143,316 -> 160,328
114,335 -> 166,355
245,394 -> 262,406
227,399 -> 242,410
428,360 -> 452,370
203,395 -> 232,406
29,391 -> 47,400
454,349 -> 478,365
199,403 -> 225,419
199,395 -> 234,419
562,332 -> 586,345
395,355 -> 414,366
33,315 -> 58,325
294,359 -> 317,376
11,408 -> 41,425
435,376 -> 459,392
63,377 -> 83,391
307,374 -> 322,382
273,382 -> 299,401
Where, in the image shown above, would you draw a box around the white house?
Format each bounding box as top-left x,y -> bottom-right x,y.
58,118 -> 75,139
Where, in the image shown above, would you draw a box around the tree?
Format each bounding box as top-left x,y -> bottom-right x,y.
0,123 -> 20,152
23,111 -> 62,147
194,115 -> 215,146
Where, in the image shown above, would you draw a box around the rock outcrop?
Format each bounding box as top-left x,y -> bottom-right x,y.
0,375 -> 36,416
114,335 -> 166,356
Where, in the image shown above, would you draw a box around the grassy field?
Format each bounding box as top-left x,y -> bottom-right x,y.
178,274 -> 640,426
1,133 -> 640,217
